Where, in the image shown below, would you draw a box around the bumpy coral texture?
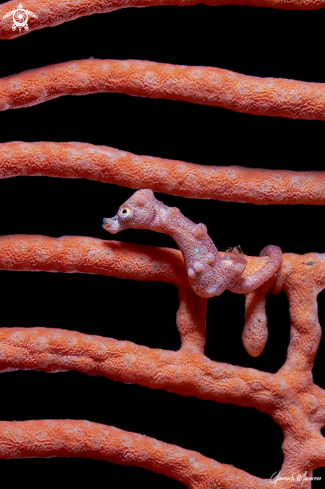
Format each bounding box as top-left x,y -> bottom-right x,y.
1,0 -> 325,44
1,59 -> 325,120
0,234 -> 325,488
0,1 -> 325,488
0,141 -> 323,205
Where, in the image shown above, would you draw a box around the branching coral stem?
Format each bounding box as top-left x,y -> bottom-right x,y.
1,0 -> 325,42
1,141 -> 324,205
0,326 -> 279,410
1,0 -> 325,483
0,419 -> 269,489
0,234 -> 324,375
1,59 -> 325,120
0,235 -> 325,482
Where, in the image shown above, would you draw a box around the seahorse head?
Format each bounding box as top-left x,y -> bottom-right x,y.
102,189 -> 157,234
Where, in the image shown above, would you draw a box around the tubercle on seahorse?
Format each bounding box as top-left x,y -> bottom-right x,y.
102,189 -> 283,298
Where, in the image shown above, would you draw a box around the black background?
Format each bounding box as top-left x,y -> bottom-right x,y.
0,1 -> 324,486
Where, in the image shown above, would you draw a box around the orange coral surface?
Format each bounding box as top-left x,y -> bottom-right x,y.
0,0 -> 325,488
1,0 -> 325,43
0,141 -> 324,205
1,59 -> 325,120
0,234 -> 325,487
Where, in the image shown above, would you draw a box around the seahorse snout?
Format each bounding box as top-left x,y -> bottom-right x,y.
102,216 -> 121,234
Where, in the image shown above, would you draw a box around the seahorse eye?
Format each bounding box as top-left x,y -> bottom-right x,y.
121,208 -> 129,215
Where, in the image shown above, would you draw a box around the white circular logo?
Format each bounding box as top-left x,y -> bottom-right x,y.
3,3 -> 38,32
13,7 -> 29,31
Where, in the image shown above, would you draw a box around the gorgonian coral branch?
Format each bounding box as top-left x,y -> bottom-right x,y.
1,0 -> 325,42
0,325 -> 280,410
0,235 -> 325,484
1,141 -> 324,205
279,253 -> 325,374
0,235 -> 324,392
1,0 -> 324,485
0,234 -> 188,285
0,419 -> 268,489
1,59 -> 325,120
0,233 -> 278,355
241,274 -> 284,357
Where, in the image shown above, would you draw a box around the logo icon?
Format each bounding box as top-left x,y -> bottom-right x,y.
3,3 -> 38,32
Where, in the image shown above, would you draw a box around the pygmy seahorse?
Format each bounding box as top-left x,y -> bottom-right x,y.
102,189 -> 282,298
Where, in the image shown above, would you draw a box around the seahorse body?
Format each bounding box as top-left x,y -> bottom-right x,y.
102,189 -> 250,298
